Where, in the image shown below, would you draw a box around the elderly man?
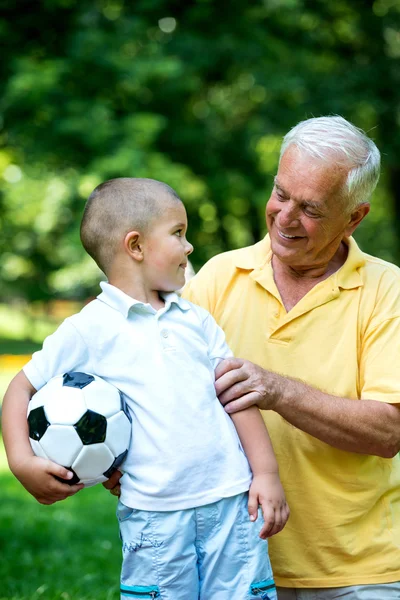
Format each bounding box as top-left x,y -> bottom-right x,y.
183,116 -> 400,599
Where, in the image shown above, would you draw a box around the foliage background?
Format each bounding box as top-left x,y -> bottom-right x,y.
1,0 -> 400,307
1,2 -> 400,598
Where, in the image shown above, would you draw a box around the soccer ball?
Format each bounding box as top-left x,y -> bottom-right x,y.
27,372 -> 132,487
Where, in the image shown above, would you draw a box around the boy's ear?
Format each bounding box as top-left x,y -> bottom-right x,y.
124,231 -> 144,262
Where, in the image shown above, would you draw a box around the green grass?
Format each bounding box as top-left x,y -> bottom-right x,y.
0,438 -> 121,600
0,302 -> 123,598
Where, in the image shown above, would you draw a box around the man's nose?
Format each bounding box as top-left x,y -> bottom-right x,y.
277,201 -> 299,228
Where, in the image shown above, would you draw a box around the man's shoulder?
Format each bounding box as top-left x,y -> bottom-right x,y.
196,238 -> 268,277
197,246 -> 246,273
183,240 -> 268,314
357,251 -> 400,320
361,251 -> 400,287
362,251 -> 400,273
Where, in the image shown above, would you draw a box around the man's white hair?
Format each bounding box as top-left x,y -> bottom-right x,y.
280,116 -> 381,210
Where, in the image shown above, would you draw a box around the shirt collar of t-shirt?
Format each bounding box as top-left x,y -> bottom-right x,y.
97,281 -> 191,319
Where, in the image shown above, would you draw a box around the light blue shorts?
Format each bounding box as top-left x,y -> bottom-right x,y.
117,492 -> 276,599
277,582 -> 400,599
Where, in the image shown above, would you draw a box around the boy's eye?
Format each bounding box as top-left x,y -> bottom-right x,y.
174,230 -> 183,237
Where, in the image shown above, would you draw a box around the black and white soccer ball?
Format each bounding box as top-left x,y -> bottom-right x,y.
27,372 -> 132,487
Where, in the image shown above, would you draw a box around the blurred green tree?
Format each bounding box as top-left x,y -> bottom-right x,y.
1,0 -> 399,301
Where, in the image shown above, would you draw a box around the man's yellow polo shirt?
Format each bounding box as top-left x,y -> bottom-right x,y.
183,235 -> 400,588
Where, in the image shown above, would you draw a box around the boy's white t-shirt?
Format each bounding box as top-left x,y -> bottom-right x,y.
24,282 -> 252,511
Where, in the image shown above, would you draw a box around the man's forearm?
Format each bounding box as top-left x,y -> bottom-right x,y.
269,373 -> 400,457
215,358 -> 400,458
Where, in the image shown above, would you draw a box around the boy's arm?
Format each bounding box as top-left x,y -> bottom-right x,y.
230,406 -> 290,539
195,307 -> 289,537
2,370 -> 84,504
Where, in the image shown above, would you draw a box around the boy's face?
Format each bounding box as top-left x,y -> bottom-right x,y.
142,199 -> 193,292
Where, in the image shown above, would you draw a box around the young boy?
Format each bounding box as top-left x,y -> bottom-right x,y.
3,178 -> 289,600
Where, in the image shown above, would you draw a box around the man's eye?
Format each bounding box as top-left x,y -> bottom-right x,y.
275,188 -> 286,201
304,208 -> 320,218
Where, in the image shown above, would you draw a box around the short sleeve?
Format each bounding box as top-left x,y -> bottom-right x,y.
199,309 -> 233,370
23,319 -> 90,392
360,316 -> 400,404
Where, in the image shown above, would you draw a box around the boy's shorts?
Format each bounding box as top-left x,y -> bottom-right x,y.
117,491 -> 276,600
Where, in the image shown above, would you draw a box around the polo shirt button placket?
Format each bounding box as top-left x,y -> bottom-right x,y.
160,327 -> 173,350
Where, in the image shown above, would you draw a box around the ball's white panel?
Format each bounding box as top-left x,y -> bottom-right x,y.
44,387 -> 86,425
40,425 -> 83,466
28,376 -> 63,414
72,443 -> 114,481
30,438 -> 49,459
105,411 -> 131,457
83,378 -> 121,417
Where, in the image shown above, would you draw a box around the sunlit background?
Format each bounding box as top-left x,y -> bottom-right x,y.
1,1 -> 400,597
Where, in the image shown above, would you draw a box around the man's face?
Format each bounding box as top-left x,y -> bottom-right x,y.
266,146 -> 359,271
142,200 -> 193,292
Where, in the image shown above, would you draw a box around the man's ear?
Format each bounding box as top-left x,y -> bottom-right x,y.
345,203 -> 370,237
124,231 -> 144,262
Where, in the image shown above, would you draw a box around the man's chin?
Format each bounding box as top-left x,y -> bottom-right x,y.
271,243 -> 308,267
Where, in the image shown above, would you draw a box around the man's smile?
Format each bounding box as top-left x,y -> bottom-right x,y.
277,230 -> 304,241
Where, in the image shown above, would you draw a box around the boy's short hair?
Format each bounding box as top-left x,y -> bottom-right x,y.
80,177 -> 181,274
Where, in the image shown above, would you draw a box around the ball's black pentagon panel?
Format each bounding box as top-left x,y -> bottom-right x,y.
74,410 -> 107,444
63,372 -> 95,389
28,406 -> 50,440
54,468 -> 80,486
103,449 -> 128,479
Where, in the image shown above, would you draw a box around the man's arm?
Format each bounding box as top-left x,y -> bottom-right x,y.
230,406 -> 289,538
2,370 -> 84,504
215,358 -> 400,458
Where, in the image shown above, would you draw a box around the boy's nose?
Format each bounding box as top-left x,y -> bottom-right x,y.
185,240 -> 194,255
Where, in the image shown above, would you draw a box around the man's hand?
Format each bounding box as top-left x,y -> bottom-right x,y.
248,472 -> 290,539
13,455 -> 84,505
215,358 -> 281,413
103,469 -> 122,497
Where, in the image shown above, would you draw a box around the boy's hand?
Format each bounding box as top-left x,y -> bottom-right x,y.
13,455 -> 84,505
102,469 -> 122,496
248,472 -> 290,539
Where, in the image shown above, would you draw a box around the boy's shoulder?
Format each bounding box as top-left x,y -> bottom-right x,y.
181,296 -> 215,324
65,296 -> 114,331
65,294 -> 218,340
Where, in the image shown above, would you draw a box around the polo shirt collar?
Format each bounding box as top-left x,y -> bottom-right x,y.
233,234 -> 365,291
334,236 -> 365,290
97,281 -> 191,318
